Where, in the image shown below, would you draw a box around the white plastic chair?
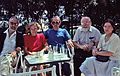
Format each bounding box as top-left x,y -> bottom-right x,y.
0,51 -> 25,75
57,43 -> 74,76
11,50 -> 26,73
112,67 -> 120,76
8,65 -> 56,76
66,47 -> 74,76
60,42 -> 74,76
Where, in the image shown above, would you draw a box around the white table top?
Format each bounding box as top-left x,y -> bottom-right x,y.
25,53 -> 70,66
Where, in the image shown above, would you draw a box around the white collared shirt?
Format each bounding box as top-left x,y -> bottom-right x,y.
98,33 -> 120,60
1,29 -> 16,56
73,26 -> 101,45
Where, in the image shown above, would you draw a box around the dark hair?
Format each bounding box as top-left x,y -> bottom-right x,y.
103,19 -> 116,33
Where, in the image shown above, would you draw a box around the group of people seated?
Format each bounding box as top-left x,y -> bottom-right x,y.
73,16 -> 120,76
0,16 -> 73,76
0,15 -> 120,76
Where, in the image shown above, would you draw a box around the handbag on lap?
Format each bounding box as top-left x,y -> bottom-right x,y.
95,50 -> 110,62
96,55 -> 109,62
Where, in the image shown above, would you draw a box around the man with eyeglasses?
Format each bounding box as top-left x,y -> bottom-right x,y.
0,16 -> 24,75
44,16 -> 74,76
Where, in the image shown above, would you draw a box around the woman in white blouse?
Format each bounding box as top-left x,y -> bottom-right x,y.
80,19 -> 120,76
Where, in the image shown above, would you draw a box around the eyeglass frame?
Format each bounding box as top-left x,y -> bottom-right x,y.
51,21 -> 60,25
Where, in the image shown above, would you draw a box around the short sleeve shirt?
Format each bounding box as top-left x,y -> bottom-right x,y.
24,33 -> 46,52
73,26 -> 101,45
44,28 -> 71,46
98,33 -> 120,60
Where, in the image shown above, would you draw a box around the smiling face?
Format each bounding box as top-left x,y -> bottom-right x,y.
51,16 -> 61,30
103,22 -> 114,35
30,25 -> 38,34
28,22 -> 40,36
8,17 -> 19,32
81,17 -> 91,28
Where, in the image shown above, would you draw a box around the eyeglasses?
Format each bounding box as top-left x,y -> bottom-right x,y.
10,22 -> 18,25
51,21 -> 60,25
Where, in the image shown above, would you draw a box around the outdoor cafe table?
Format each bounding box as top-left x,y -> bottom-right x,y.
25,53 -> 71,76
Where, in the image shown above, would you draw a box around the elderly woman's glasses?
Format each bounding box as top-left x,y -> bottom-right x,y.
51,21 -> 60,25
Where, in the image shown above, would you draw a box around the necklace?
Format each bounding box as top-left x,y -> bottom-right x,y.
105,35 -> 111,42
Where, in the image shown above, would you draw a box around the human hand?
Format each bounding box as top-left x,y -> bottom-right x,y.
88,42 -> 94,49
11,51 -> 17,57
92,48 -> 97,56
80,44 -> 89,51
28,52 -> 37,55
16,47 -> 21,52
67,40 -> 74,48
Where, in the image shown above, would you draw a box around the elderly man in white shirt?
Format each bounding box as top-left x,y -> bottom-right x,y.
0,16 -> 24,75
73,16 -> 101,76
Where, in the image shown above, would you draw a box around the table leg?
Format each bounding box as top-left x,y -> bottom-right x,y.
70,62 -> 74,76
58,63 -> 62,76
29,66 -> 34,72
